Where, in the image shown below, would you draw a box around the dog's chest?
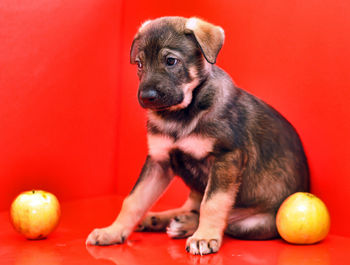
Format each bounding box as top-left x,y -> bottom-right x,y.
147,134 -> 215,161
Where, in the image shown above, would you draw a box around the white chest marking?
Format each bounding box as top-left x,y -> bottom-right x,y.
147,110 -> 207,138
147,134 -> 215,161
147,134 -> 173,161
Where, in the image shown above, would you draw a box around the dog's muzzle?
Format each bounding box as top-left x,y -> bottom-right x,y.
138,87 -> 184,110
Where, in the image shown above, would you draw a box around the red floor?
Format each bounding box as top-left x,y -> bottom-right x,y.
1,195 -> 349,265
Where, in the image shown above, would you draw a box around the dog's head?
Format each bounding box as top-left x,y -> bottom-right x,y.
130,17 -> 225,111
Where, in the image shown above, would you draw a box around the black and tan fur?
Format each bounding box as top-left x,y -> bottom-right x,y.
87,16 -> 309,255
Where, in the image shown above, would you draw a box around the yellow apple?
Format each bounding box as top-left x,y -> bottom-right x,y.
276,192 -> 330,244
10,190 -> 61,239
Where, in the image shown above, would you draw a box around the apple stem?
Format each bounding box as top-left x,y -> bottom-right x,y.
32,190 -> 35,194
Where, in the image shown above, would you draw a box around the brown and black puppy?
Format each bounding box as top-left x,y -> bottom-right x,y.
86,16 -> 309,255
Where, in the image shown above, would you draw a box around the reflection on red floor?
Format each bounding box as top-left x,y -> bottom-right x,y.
0,195 -> 349,264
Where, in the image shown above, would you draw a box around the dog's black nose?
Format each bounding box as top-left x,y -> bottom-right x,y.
140,90 -> 158,103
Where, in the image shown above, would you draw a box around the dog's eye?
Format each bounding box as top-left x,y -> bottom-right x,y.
166,57 -> 178,66
136,60 -> 143,69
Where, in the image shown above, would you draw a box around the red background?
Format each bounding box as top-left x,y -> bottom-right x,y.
1,0 -> 350,237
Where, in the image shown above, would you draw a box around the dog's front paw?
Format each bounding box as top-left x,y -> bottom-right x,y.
86,225 -> 127,246
185,232 -> 222,255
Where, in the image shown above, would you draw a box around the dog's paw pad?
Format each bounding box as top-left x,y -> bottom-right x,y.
135,224 -> 145,231
151,216 -> 158,226
136,214 -> 167,232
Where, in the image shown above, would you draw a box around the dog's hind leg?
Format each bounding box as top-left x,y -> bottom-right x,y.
225,208 -> 279,240
136,190 -> 202,234
166,211 -> 199,238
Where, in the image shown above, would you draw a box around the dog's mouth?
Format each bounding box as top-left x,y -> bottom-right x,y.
141,103 -> 170,111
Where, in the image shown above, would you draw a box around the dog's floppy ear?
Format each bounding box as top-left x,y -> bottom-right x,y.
130,37 -> 139,64
130,20 -> 153,64
185,17 -> 225,64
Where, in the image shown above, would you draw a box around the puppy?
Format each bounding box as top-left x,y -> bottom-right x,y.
86,16 -> 309,255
